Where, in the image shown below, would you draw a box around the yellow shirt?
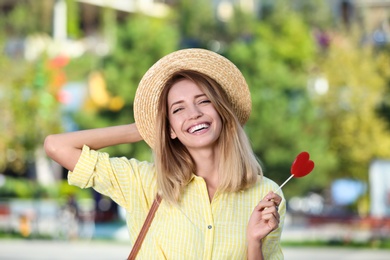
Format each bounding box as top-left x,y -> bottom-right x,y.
69,145 -> 285,259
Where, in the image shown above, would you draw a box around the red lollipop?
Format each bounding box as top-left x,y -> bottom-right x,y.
275,151 -> 315,193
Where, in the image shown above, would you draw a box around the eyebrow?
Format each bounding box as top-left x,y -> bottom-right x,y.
169,94 -> 207,110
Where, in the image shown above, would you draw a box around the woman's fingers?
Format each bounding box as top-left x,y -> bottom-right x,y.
261,208 -> 280,224
265,191 -> 282,205
267,215 -> 279,231
256,195 -> 281,212
255,192 -> 282,230
247,192 -> 283,241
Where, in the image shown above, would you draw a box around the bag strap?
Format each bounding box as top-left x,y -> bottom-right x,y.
127,194 -> 162,260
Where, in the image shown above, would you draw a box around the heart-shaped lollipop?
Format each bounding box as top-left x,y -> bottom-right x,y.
275,151 -> 315,193
290,151 -> 315,177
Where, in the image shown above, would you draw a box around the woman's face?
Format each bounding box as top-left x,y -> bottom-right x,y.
167,79 -> 222,151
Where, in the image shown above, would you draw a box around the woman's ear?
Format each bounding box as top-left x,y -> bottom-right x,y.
170,128 -> 177,139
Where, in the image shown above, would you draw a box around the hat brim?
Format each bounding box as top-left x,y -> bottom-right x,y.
134,48 -> 251,148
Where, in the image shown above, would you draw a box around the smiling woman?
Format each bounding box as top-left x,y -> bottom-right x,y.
167,78 -> 222,145
44,48 -> 285,260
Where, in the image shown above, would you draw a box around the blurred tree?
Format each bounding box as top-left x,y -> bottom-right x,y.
74,14 -> 179,160
223,4 -> 257,44
0,0 -> 52,36
66,0 -> 81,39
0,52 -> 63,174
376,46 -> 390,128
226,5 -> 336,197
176,0 -> 216,48
316,32 -> 390,181
0,1 -> 64,177
291,0 -> 333,29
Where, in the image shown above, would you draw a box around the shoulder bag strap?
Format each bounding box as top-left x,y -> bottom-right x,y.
127,194 -> 162,260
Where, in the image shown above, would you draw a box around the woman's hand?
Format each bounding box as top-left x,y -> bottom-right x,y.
246,191 -> 282,259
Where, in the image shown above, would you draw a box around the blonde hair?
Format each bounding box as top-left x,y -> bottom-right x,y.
154,71 -> 261,204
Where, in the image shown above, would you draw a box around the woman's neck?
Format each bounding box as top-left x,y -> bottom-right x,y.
189,147 -> 220,201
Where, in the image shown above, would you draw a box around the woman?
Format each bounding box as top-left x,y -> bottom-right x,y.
45,49 -> 285,259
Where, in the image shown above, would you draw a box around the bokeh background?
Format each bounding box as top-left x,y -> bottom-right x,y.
0,0 -> 390,257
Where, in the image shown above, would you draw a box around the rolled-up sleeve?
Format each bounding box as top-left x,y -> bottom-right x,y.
68,145 -> 99,188
68,145 -> 157,212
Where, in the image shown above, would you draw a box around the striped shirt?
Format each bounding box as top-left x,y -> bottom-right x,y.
69,145 -> 285,259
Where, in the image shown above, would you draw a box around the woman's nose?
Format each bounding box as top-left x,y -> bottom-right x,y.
188,106 -> 203,119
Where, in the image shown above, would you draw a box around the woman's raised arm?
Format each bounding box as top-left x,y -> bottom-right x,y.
44,123 -> 143,171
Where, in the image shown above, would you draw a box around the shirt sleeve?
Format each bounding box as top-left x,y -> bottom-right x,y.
67,145 -> 157,212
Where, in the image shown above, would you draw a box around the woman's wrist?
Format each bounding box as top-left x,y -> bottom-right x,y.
247,237 -> 262,249
85,123 -> 142,149
247,239 -> 263,260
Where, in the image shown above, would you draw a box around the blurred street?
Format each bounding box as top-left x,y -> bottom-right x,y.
1,210 -> 389,259
0,239 -> 389,260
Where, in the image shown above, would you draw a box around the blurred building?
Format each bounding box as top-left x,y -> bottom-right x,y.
1,0 -> 390,48
370,160 -> 390,218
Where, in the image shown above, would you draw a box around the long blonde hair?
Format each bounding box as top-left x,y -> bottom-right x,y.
154,71 -> 261,204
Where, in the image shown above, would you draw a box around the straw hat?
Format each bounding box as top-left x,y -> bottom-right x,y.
134,48 -> 252,148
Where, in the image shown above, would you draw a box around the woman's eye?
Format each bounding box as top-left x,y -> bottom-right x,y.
200,99 -> 211,104
172,107 -> 183,114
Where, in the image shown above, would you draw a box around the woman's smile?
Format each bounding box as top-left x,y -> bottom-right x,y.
188,122 -> 210,134
167,79 -> 222,150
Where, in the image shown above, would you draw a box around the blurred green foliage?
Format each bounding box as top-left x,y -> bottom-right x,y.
74,14 -> 179,160
226,6 -> 335,196
282,238 -> 390,249
178,0 -> 216,45
0,0 -> 52,36
316,31 -> 390,181
66,0 -> 81,39
0,1 -> 63,173
1,0 -> 390,208
0,176 -> 90,200
0,53 -> 63,173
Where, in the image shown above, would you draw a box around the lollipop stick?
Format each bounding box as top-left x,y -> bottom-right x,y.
274,174 -> 294,193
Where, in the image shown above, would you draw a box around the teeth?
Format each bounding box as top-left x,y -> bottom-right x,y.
189,123 -> 209,133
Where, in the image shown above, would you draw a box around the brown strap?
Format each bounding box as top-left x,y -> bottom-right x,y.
127,194 -> 162,260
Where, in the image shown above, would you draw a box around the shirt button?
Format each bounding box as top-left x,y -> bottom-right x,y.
208,225 -> 212,229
